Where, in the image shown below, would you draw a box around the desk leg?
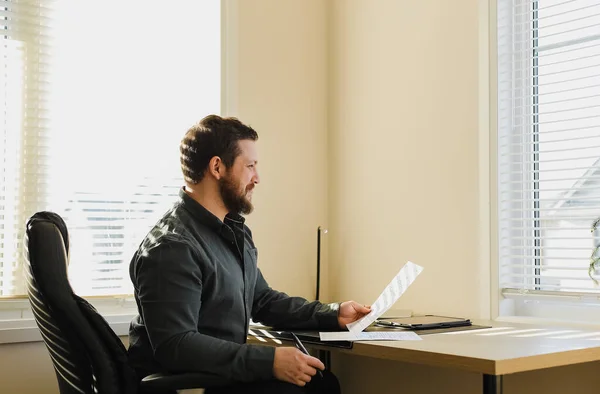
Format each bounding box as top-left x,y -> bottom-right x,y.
483,374 -> 503,394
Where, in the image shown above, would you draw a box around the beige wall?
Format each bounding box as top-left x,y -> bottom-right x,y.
0,342 -> 58,393
0,337 -> 130,394
224,0 -> 331,301
328,0 -> 484,317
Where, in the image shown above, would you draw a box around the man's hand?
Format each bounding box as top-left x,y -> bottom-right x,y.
338,300 -> 371,329
273,346 -> 324,386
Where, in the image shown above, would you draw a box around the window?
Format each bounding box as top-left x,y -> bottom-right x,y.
497,0 -> 600,320
0,0 -> 220,298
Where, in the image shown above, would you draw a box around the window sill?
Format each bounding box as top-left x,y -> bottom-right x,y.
495,315 -> 600,330
0,296 -> 137,344
498,294 -> 600,328
0,313 -> 134,344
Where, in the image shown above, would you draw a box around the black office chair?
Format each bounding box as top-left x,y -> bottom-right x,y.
24,211 -> 228,394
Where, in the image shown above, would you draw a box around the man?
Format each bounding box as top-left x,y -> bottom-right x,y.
128,115 -> 371,393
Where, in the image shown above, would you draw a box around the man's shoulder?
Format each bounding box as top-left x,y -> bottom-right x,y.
143,207 -> 219,256
137,229 -> 191,260
144,222 -> 196,252
135,207 -> 189,249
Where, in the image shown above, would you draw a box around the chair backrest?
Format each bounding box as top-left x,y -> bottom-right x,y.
24,211 -> 137,394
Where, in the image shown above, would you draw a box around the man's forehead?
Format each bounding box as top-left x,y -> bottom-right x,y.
237,140 -> 258,159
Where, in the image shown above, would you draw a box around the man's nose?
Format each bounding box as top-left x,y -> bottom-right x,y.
253,171 -> 260,185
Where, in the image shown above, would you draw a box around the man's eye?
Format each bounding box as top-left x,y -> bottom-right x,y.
248,164 -> 254,168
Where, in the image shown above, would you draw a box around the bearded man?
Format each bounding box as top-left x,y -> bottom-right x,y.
128,115 -> 370,394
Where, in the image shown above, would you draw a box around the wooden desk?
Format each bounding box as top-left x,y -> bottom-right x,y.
248,321 -> 600,394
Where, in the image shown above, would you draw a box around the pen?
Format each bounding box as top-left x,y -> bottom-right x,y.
290,332 -> 324,378
375,320 -> 402,328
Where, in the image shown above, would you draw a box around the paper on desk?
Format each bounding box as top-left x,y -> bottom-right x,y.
319,331 -> 421,341
346,261 -> 424,333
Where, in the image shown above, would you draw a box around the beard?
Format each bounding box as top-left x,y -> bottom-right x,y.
219,174 -> 254,215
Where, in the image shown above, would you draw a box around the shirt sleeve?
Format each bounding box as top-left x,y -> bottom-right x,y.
250,268 -> 340,330
132,238 -> 275,382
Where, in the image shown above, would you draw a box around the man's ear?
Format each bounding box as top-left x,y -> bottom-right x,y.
208,156 -> 224,180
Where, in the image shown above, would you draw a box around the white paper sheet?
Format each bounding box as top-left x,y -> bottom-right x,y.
346,261 -> 424,333
319,331 -> 422,341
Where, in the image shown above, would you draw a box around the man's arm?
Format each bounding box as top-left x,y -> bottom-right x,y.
251,268 -> 340,330
133,239 -> 274,382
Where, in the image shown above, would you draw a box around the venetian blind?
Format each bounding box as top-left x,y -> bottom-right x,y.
0,0 -> 220,297
498,0 -> 600,298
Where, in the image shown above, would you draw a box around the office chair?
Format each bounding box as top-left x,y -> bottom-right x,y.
24,211 -> 229,394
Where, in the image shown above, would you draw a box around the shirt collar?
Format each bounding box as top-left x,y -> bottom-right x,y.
178,187 -> 246,232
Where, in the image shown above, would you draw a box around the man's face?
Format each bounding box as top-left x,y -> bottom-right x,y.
219,139 -> 260,215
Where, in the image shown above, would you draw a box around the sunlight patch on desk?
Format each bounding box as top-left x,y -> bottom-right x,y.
514,330 -> 578,338
477,328 -> 545,336
438,327 -> 514,335
548,332 -> 600,340
495,328 -> 545,337
258,329 -> 283,345
247,329 -> 267,342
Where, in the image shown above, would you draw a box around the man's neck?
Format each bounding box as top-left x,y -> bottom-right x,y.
183,185 -> 228,222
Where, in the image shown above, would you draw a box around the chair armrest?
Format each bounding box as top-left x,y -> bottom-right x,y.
140,371 -> 231,392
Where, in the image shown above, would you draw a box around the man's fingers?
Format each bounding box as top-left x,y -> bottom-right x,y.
296,379 -> 307,386
354,301 -> 371,313
293,369 -> 313,386
303,365 -> 317,376
305,355 -> 325,371
299,372 -> 313,383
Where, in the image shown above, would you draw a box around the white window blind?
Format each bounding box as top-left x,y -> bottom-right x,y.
498,0 -> 600,304
0,0 -> 220,297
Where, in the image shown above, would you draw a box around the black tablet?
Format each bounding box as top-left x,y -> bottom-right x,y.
375,315 -> 471,330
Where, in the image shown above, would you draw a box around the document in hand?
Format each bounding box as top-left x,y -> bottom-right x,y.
346,261 -> 424,334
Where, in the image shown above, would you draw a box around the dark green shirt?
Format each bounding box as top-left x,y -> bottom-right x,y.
128,188 -> 340,382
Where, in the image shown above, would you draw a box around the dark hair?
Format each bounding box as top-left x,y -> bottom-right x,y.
180,114 -> 258,184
